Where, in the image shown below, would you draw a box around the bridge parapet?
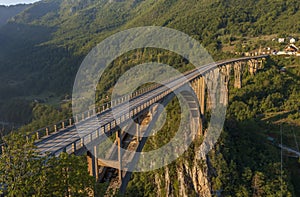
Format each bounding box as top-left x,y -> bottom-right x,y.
23,83 -> 164,144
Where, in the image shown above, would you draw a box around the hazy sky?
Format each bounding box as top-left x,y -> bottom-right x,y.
0,0 -> 40,5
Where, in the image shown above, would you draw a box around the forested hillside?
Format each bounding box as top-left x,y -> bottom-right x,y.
0,4 -> 29,27
1,0 -> 300,196
8,56 -> 299,196
0,0 -> 300,124
125,57 -> 300,197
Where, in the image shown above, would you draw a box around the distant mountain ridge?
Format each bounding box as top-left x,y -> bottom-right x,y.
0,4 -> 29,27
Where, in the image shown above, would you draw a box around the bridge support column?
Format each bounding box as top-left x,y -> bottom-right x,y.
197,76 -> 206,136
195,77 -> 200,100
190,77 -> 205,136
254,60 -> 258,74
234,62 -> 243,89
93,146 -> 99,181
199,76 -> 205,116
87,152 -> 93,177
205,72 -> 212,111
248,60 -> 254,75
136,118 -> 140,142
248,59 -> 258,75
206,69 -> 219,111
220,65 -> 231,105
258,59 -> 264,70
116,130 -> 122,183
199,76 -> 206,136
87,147 -> 99,181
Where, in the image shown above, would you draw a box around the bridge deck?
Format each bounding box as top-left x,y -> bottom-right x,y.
34,55 -> 268,155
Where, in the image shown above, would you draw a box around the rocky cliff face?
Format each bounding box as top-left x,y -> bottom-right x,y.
154,154 -> 211,196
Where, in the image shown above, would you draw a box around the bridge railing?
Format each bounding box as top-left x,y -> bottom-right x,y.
25,82 -> 163,143
26,117 -> 76,141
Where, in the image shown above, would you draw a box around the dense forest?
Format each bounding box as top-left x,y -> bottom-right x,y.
0,0 -> 300,124
0,0 -> 300,196
124,57 -> 300,196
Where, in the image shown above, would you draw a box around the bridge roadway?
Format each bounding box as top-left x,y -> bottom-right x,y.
35,55 -> 268,156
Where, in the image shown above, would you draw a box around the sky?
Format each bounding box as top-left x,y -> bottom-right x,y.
0,0 -> 40,6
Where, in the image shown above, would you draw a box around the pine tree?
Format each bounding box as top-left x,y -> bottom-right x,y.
251,171 -> 265,197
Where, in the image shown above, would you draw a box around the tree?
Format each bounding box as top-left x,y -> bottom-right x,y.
0,133 -> 99,196
236,185 -> 249,197
44,153 -> 95,197
251,171 -> 265,197
0,133 -> 47,196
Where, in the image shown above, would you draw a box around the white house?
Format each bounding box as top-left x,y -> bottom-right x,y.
290,38 -> 296,44
278,38 -> 285,43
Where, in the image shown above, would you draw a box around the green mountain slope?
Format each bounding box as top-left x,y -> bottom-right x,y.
0,1 -> 299,195
0,4 -> 29,27
0,0 -> 299,123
